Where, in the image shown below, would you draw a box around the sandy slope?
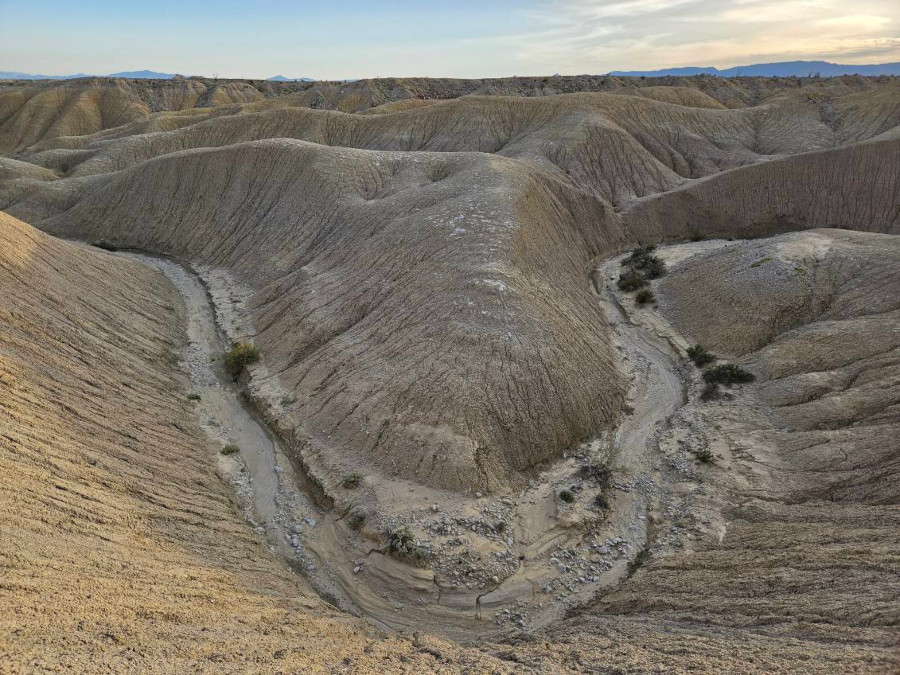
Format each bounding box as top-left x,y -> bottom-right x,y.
0,212 -> 512,673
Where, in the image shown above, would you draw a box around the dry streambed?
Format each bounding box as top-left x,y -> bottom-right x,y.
123,246 -> 730,638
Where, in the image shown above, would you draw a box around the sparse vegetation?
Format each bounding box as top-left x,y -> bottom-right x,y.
559,489 -> 575,503
619,244 -> 666,294
703,363 -> 755,385
593,492 -> 610,510
224,343 -> 260,378
221,443 -> 239,455
347,511 -> 366,531
622,243 -> 657,267
751,257 -> 773,268
187,392 -> 202,401
689,232 -> 704,242
687,344 -> 715,367
693,446 -> 715,464
627,548 -> 651,577
643,256 -> 666,279
495,520 -> 507,534
342,471 -> 363,489
700,382 -> 722,401
577,461 -> 613,489
635,288 -> 655,306
386,525 -> 425,563
617,268 -> 648,292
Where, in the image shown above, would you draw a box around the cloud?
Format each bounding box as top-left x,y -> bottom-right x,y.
505,0 -> 900,71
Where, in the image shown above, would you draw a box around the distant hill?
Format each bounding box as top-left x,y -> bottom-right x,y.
268,75 -> 315,82
107,70 -> 177,79
1,69 -> 178,80
610,60 -> 900,77
0,71 -> 91,80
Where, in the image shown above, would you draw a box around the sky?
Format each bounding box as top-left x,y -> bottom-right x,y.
2,0 -> 899,79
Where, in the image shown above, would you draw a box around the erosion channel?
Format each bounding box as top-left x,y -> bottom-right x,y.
123,248 -> 696,640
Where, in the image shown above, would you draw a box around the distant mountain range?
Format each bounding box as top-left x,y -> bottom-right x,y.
610,60 -> 900,78
0,69 -> 178,80
0,70 -> 316,81
267,75 -> 315,82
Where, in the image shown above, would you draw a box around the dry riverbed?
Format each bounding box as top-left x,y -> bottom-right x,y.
122,242 -> 742,639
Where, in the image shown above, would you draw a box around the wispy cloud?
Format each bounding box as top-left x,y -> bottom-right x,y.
505,0 -> 900,72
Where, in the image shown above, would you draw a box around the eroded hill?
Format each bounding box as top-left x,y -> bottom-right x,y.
1,76 -> 898,672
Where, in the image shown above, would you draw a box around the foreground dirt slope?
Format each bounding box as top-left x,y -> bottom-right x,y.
0,212 -> 511,673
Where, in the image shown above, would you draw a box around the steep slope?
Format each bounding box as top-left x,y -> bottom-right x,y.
589,231 -> 900,643
0,211 -> 508,673
623,139 -> 900,239
22,140 -> 625,494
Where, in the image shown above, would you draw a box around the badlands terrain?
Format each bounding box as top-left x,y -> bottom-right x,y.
1,74 -> 898,672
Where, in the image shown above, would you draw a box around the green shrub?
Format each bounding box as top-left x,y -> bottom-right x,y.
617,268 -> 648,292
221,443 -> 240,455
495,520 -> 507,534
559,489 -> 575,504
700,382 -> 721,401
643,256 -> 666,279
386,525 -> 424,563
342,471 -> 363,489
187,392 -> 202,401
635,288 -> 655,306
622,244 -> 657,267
703,363 -> 755,385
750,257 -> 773,268
224,343 -> 260,378
594,492 -> 610,510
686,344 -> 715,367
347,511 -> 366,531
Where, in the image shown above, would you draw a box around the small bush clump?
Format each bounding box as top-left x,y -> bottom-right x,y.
495,520 -> 507,534
700,382 -> 721,401
593,492 -> 610,510
643,256 -> 666,279
577,462 -> 613,489
703,363 -> 755,385
221,443 -> 240,455
693,446 -> 715,464
559,489 -> 575,504
687,344 -> 715,367
622,244 -> 657,267
386,525 -> 424,563
635,288 -> 655,306
347,511 -> 366,531
187,392 -> 202,401
623,244 -> 666,279
342,471 -> 363,489
224,343 -> 260,378
617,268 -> 648,292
